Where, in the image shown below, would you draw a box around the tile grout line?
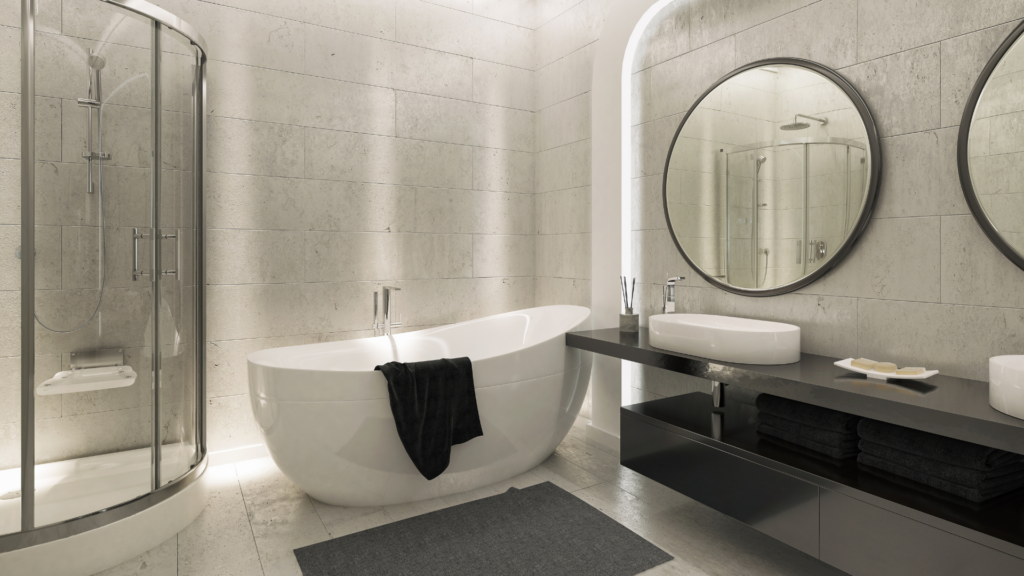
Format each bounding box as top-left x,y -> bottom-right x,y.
233,462 -> 270,576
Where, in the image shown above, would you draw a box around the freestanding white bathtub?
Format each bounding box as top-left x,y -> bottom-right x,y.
247,305 -> 592,506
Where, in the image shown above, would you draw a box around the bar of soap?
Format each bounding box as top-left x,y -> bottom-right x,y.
851,358 -> 877,370
897,367 -> 925,376
874,362 -> 897,373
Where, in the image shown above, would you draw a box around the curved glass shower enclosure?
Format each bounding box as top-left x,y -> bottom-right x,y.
723,137 -> 867,289
1,0 -> 206,549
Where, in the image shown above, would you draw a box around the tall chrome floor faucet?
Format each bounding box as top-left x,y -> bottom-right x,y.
373,286 -> 402,336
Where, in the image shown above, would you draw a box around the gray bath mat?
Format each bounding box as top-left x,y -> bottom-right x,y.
294,481 -> 673,575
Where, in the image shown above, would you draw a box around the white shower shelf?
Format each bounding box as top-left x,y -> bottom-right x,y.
39,365 -> 137,396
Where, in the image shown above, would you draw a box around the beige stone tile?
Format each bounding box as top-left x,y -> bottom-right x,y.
734,0 -> 857,69
207,335 -> 318,398
304,128 -> 472,189
857,0 -> 1024,62
0,290 -> 17,358
414,188 -> 533,234
473,234 -> 534,277
0,159 -> 17,225
59,347 -> 152,417
798,217 -> 942,302
95,535 -> 178,576
236,457 -> 330,576
535,0 -> 581,28
473,59 -> 533,111
535,42 -> 596,111
859,298 -> 1024,381
309,498 -> 391,538
534,276 -> 590,308
34,285 -> 153,355
396,92 -> 533,152
648,37 -> 735,123
632,176 -> 666,232
538,92 -> 590,152
536,139 -> 591,194
632,228 -> 691,287
206,173 -> 310,231
473,148 -> 534,194
207,229 -> 305,285
535,233 -> 590,279
207,0 -> 395,39
0,224 -> 59,290
0,354 -> 62,424
632,2 -> 690,73
941,214 -> 1024,308
0,94 -> 62,162
471,11 -> 535,69
207,394 -> 263,453
397,276 -> 534,326
532,452 -> 604,492
534,0 -> 608,69
177,464 -> 264,576
472,0 -> 538,28
33,405 -> 150,464
537,186 -> 590,235
208,117 -> 304,178
841,44 -> 940,138
383,496 -> 451,521
198,1 -> 303,73
209,61 -> 395,137
0,26 -> 19,94
0,0 -> 61,31
304,23 -> 473,100
940,21 -> 1020,128
206,282 -> 364,341
304,231 -> 472,282
688,0 -> 817,49
396,0 -> 474,55
874,128 -> 970,218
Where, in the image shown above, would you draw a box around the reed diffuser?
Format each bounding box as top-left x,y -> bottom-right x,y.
619,276 -> 639,332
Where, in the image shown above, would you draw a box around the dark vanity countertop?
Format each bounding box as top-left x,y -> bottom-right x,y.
567,328 -> 1024,455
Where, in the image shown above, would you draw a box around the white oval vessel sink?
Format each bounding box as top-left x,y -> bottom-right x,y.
649,314 -> 800,365
990,356 -> 1024,421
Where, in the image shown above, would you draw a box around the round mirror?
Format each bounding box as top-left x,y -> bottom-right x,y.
663,59 -> 881,296
959,21 -> 1024,271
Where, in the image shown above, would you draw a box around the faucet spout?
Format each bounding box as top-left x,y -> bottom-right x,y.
373,286 -> 402,336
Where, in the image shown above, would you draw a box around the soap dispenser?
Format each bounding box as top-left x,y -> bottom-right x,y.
663,276 -> 685,313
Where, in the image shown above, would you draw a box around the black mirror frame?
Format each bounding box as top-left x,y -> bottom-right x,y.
957,20 -> 1024,272
662,57 -> 882,297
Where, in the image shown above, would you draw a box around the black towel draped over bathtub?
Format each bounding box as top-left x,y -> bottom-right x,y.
374,357 -> 483,480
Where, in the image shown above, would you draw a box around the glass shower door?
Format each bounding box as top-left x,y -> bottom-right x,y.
27,4 -> 158,527
154,25 -> 199,486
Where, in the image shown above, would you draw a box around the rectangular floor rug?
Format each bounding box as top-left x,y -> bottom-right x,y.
295,481 -> 673,575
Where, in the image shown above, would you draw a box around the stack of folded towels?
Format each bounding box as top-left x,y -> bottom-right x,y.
857,419 -> 1024,503
755,394 -> 861,460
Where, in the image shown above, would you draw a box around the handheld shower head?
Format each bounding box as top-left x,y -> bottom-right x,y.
755,155 -> 767,173
87,51 -> 106,70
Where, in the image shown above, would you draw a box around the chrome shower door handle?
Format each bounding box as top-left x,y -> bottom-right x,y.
132,227 -> 150,281
160,229 -> 180,280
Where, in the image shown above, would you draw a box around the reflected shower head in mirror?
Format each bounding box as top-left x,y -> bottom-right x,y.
780,113 -> 828,131
756,155 -> 767,173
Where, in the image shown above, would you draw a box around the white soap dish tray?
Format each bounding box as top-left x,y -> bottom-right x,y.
834,358 -> 938,381
39,365 -> 137,396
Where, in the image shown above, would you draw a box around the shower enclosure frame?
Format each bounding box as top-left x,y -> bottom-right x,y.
661,57 -> 882,297
5,0 -> 208,553
722,137 -> 869,287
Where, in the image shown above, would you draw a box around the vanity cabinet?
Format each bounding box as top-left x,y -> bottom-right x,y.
574,327 -> 1024,575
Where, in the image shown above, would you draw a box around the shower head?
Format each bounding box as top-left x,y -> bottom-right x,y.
780,113 -> 828,131
780,121 -> 810,131
755,155 -> 767,173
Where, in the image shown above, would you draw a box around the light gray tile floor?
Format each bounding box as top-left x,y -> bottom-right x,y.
96,417 -> 847,576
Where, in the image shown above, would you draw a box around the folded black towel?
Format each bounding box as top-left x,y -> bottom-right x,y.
757,423 -> 859,459
375,357 -> 483,480
758,432 -> 848,467
858,453 -> 1024,503
857,462 -> 1004,511
758,412 -> 858,448
755,394 -> 860,433
858,419 -> 1024,471
859,440 -> 1024,488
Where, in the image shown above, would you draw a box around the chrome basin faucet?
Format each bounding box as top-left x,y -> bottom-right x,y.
373,286 -> 402,336
663,276 -> 685,314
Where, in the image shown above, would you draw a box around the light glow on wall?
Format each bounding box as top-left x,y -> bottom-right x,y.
621,0 -> 677,405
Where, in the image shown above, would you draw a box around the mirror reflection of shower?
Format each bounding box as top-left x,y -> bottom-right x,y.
780,113 -> 828,131
36,49 -> 111,334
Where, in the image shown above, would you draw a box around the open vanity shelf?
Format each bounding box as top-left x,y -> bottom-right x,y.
567,328 -> 1024,575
